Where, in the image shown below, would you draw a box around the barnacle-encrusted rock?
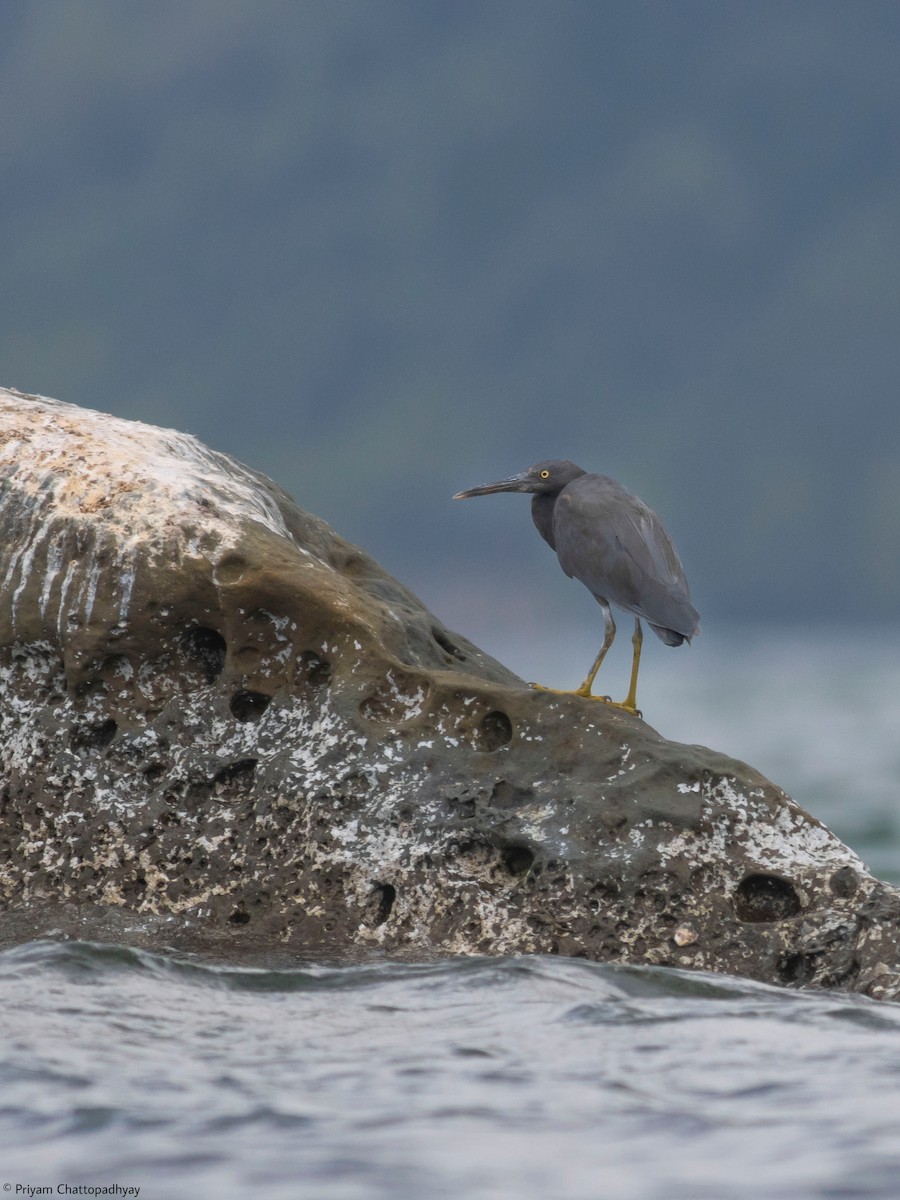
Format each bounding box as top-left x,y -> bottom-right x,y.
1,386 -> 899,997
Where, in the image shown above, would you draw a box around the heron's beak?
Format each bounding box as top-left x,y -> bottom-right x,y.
453,473 -> 531,499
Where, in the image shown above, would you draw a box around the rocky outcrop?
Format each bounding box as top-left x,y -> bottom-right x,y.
1,386 -> 898,997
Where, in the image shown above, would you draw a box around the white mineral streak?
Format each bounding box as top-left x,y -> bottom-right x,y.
659,776 -> 866,878
382,669 -> 427,719
0,388 -> 298,629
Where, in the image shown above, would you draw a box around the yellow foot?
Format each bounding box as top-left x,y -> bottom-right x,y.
530,683 -> 642,718
603,699 -> 643,719
530,682 -> 612,702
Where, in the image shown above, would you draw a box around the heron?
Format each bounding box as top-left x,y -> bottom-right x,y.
453,460 -> 699,716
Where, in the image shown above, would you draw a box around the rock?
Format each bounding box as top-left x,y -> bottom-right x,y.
0,385 -> 898,997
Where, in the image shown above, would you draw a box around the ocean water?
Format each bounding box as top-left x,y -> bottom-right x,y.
2,625 -> 900,1200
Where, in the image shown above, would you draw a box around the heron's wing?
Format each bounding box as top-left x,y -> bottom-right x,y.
553,475 -> 698,636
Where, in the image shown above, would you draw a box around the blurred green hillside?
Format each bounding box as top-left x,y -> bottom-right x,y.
2,1 -> 900,637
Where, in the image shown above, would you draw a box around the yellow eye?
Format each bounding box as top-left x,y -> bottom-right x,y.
540,470 -> 550,479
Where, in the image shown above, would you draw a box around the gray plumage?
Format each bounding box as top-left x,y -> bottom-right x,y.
453,459 -> 699,714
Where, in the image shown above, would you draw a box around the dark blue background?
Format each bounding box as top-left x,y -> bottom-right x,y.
2,1 -> 899,642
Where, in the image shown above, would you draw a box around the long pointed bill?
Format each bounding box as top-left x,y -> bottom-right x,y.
453,473 -> 531,499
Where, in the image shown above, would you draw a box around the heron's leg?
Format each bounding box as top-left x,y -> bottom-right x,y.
574,602 -> 616,697
530,601 -> 616,699
607,617 -> 643,716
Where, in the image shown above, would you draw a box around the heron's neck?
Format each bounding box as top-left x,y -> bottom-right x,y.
530,493 -> 558,550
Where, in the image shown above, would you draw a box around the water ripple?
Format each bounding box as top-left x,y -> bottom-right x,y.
0,940 -> 899,1198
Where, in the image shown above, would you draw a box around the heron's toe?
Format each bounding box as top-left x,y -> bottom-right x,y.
530,682 -> 607,701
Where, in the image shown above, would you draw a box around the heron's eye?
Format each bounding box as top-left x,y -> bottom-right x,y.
540,470 -> 550,479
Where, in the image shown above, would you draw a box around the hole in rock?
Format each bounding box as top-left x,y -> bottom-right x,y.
180,627 -> 227,683
69,718 -> 118,752
476,711 -> 513,752
228,909 -> 251,926
123,873 -> 147,898
98,654 -> 133,689
214,759 -> 258,788
778,951 -> 818,984
185,779 -> 213,806
214,554 -> 248,585
501,843 -> 535,876
448,796 -> 477,819
230,690 -> 273,722
432,627 -> 466,662
371,881 -> 396,925
73,674 -> 108,702
828,865 -> 859,898
490,780 -> 532,808
733,873 -> 802,922
296,651 -> 333,689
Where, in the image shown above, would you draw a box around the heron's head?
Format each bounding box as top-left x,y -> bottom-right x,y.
453,459 -> 585,499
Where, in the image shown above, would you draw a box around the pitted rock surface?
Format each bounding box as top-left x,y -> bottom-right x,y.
1,386 -> 899,998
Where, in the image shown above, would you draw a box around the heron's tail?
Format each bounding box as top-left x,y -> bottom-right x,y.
649,622 -> 700,647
